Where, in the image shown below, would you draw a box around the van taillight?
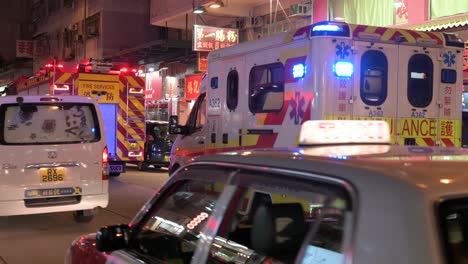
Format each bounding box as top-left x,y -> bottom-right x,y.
102,146 -> 109,163
102,147 -> 109,180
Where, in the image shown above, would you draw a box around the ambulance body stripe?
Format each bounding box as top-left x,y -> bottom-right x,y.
422,138 -> 435,146
441,138 -> 455,147
350,24 -> 444,45
264,100 -> 291,125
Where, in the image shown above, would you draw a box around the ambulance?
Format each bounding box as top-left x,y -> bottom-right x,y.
168,20 -> 465,174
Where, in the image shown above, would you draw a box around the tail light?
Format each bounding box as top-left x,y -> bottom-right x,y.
102,146 -> 109,180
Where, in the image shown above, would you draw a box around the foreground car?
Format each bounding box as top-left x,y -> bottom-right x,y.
66,120 -> 468,263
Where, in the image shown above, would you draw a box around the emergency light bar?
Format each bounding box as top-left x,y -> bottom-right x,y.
310,21 -> 350,37
299,120 -> 391,145
313,24 -> 340,32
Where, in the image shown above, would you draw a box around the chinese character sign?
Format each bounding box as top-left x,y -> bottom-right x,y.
16,40 -> 44,58
193,25 -> 239,52
185,74 -> 204,100
16,40 -> 34,58
145,71 -> 163,101
198,52 -> 209,72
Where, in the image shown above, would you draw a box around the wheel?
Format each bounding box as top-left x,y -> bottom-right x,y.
73,209 -> 95,223
109,172 -> 121,177
137,161 -> 147,171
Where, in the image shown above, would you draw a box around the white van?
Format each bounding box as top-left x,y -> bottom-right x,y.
0,95 -> 109,222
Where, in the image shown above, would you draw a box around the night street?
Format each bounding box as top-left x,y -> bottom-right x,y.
0,165 -> 169,264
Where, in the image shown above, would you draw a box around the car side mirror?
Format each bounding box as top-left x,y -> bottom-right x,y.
169,115 -> 188,135
96,224 -> 129,252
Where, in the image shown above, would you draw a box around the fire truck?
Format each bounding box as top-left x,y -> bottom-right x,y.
168,21 -> 465,174
16,62 -> 146,176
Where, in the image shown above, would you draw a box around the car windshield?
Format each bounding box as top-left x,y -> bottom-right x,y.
147,122 -> 175,141
0,103 -> 100,145
439,197 -> 468,264
132,179 -> 225,263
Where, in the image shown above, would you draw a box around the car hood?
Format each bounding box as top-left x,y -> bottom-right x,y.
66,233 -> 107,264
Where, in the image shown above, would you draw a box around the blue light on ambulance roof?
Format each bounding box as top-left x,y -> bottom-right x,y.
292,63 -> 306,78
312,24 -> 341,32
333,61 -> 354,78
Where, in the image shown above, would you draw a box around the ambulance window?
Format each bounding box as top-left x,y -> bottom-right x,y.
408,54 -> 433,108
186,93 -> 206,132
227,70 -> 239,111
249,62 -> 284,113
196,97 -> 206,128
360,50 -> 388,106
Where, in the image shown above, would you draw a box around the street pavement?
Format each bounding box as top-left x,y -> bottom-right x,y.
0,165 -> 169,264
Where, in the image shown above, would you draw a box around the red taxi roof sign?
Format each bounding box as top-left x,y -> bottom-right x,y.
299,120 -> 390,145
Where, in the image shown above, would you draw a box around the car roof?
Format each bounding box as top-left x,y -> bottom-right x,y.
0,95 -> 98,104
193,145 -> 468,200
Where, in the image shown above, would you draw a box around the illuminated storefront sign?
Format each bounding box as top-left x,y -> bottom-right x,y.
193,25 -> 239,52
198,51 -> 209,72
185,74 -> 204,100
145,71 -> 163,101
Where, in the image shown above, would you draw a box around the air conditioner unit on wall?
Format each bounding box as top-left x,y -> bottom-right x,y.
290,4 -> 310,17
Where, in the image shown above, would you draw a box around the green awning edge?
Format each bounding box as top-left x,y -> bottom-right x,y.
398,13 -> 468,31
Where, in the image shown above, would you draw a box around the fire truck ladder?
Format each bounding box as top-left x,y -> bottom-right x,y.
126,83 -> 146,142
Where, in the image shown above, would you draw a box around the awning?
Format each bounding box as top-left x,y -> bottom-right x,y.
401,13 -> 468,31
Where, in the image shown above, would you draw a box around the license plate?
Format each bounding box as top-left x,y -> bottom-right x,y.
110,164 -> 124,173
164,156 -> 170,162
25,187 -> 82,198
39,168 -> 65,183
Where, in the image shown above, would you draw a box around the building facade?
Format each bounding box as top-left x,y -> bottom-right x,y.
0,0 -> 33,94
30,0 -> 169,72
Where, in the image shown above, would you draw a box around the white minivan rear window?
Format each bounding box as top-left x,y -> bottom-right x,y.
0,103 -> 101,144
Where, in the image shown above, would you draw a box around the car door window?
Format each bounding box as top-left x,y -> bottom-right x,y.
128,166 -> 232,264
207,170 -> 351,264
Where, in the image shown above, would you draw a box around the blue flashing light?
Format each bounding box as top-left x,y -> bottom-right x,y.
312,24 -> 341,32
91,128 -> 96,133
333,61 -> 354,78
292,63 -> 306,78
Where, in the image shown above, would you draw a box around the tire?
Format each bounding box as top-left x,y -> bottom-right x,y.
109,172 -> 121,177
73,210 -> 95,223
137,161 -> 147,171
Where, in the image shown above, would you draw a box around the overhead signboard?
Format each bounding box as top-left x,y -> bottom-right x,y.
193,25 -> 239,52
198,51 -> 209,72
185,74 -> 204,100
16,40 -> 45,58
145,71 -> 163,101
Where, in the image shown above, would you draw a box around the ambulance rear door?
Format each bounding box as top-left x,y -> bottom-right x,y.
396,45 -> 440,146
351,41 -> 398,143
209,56 -> 245,153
